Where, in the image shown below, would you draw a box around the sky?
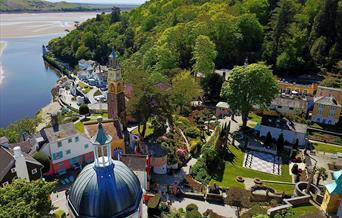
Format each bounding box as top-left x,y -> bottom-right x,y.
48,0 -> 146,5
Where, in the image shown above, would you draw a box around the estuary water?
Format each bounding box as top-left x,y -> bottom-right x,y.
0,12 -> 97,127
0,35 -> 60,127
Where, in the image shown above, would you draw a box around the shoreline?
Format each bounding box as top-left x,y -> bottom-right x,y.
0,41 -> 7,85
0,4 -> 138,14
0,12 -> 99,38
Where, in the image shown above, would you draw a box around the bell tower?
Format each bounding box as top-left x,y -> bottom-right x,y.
107,48 -> 126,126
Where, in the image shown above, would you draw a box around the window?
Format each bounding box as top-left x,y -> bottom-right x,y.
52,151 -> 63,160
84,144 -> 89,149
66,149 -> 71,155
2,182 -> 9,187
57,141 -> 62,148
75,136 -> 79,142
11,168 -> 16,173
68,138 -> 72,143
31,168 -> 37,174
289,107 -> 294,110
277,106 -> 282,109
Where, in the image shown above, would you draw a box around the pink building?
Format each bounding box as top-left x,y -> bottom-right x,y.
40,122 -> 94,175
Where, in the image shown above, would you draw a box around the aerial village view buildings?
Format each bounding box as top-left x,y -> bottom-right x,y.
1,0 -> 342,218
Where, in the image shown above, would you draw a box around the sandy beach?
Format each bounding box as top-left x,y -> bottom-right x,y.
0,12 -> 98,38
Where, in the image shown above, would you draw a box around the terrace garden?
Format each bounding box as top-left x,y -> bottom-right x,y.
210,146 -> 292,194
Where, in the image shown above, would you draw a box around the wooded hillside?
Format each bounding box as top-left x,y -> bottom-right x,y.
48,0 -> 342,81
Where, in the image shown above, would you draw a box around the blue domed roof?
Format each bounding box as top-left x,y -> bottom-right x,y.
68,161 -> 142,218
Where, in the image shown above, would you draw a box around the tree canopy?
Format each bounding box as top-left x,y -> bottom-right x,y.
171,70 -> 202,114
193,35 -> 217,76
0,179 -> 56,218
48,0 -> 342,75
220,63 -> 278,127
0,118 -> 40,143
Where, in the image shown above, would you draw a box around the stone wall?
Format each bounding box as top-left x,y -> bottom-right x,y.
267,195 -> 311,216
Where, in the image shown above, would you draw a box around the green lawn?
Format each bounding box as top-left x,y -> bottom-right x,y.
79,82 -> 93,94
309,120 -> 342,133
92,113 -> 108,118
263,182 -> 294,195
290,204 -> 320,218
248,123 -> 257,128
132,123 -> 154,137
248,113 -> 262,123
74,121 -> 84,133
211,146 -> 292,193
313,142 -> 342,154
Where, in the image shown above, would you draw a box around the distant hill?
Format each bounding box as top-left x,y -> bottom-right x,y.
0,0 -> 136,13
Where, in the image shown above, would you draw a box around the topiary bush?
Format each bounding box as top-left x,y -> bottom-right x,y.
185,209 -> 202,218
186,203 -> 199,212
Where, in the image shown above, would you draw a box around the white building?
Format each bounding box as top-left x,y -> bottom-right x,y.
269,96 -> 308,115
78,59 -> 96,71
258,116 -> 308,146
40,120 -> 94,175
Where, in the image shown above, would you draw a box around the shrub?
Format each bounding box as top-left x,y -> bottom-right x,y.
33,151 -> 50,173
192,158 -> 211,184
186,203 -> 198,212
79,104 -> 90,116
185,209 -> 202,218
241,205 -> 267,218
54,209 -> 66,218
159,202 -> 170,213
226,187 -> 252,208
189,140 -> 202,153
185,127 -> 200,138
291,164 -> 299,175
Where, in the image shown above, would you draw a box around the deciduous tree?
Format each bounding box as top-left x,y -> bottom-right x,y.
0,179 -> 56,218
220,63 -> 278,127
171,71 -> 202,114
193,35 -> 217,76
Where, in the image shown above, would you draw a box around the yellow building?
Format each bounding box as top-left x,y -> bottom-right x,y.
316,86 -> 342,105
84,119 -> 125,159
311,96 -> 341,125
278,80 -> 318,96
321,170 -> 342,214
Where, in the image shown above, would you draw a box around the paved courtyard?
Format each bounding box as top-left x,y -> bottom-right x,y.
243,150 -> 282,175
170,196 -> 237,218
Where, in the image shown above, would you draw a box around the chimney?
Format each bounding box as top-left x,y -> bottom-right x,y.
0,137 -> 9,148
50,112 -> 59,132
13,146 -> 30,181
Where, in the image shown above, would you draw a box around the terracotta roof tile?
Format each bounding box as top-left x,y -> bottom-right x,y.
84,119 -> 123,141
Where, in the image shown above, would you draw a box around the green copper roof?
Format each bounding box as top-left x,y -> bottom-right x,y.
325,170 -> 342,194
90,118 -> 112,145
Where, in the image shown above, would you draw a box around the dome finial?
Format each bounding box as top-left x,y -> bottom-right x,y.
97,116 -> 103,124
